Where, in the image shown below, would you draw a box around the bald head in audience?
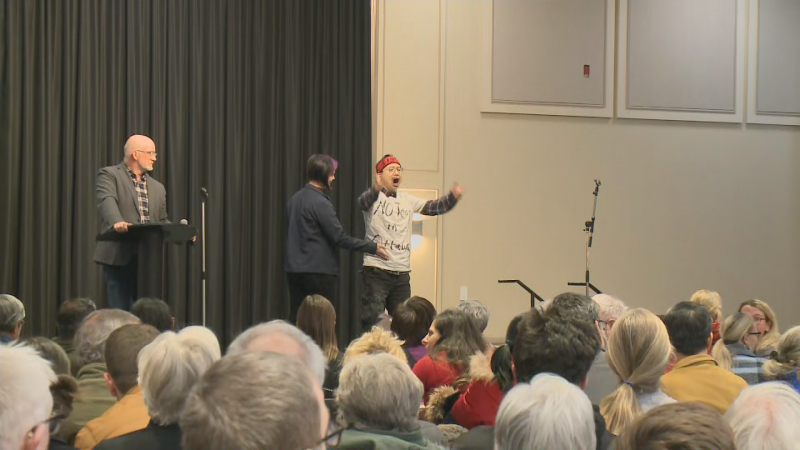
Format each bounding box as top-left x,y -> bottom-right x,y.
226,320 -> 325,385
180,351 -> 327,450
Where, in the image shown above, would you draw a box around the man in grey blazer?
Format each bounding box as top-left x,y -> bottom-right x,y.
93,135 -> 170,310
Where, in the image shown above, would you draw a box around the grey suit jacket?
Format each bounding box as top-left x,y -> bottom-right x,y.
93,163 -> 169,266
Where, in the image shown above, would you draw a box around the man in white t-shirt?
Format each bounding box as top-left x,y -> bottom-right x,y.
358,155 -> 463,331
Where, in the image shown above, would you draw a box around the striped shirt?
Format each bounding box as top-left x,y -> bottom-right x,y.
727,343 -> 767,385
126,166 -> 150,223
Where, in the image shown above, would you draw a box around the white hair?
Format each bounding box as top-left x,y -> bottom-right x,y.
0,294 -> 25,335
227,320 -> 325,385
725,382 -> 800,450
592,294 -> 628,321
139,327 -> 221,425
0,345 -> 57,450
494,373 -> 596,450
458,300 -> 490,333
180,351 -> 322,450
178,326 -> 222,360
337,352 -> 423,432
74,309 -> 140,366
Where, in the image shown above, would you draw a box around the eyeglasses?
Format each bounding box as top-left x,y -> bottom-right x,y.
136,150 -> 158,158
28,411 -> 67,438
384,167 -> 403,174
318,419 -> 351,447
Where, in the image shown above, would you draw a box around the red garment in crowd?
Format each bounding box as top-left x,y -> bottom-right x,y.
413,353 -> 462,405
450,353 -> 504,429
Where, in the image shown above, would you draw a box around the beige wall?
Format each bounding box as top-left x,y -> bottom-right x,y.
376,0 -> 800,340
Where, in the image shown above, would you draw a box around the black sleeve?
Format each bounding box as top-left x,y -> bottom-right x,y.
314,198 -> 378,254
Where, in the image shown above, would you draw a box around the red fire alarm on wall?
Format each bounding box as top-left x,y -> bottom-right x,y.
584,65 -> 590,77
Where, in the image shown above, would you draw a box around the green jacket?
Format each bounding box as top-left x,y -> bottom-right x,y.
56,363 -> 117,444
338,428 -> 447,450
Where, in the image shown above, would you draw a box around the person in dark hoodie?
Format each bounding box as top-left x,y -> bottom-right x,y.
451,293 -> 614,450
53,298 -> 97,376
285,154 -> 389,323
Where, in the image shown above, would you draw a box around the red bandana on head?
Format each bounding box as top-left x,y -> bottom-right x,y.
376,156 -> 401,174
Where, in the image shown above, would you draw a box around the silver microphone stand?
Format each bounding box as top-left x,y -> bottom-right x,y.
568,180 -> 603,296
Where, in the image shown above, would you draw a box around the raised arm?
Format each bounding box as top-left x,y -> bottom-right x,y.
358,184 -> 381,211
418,184 -> 464,216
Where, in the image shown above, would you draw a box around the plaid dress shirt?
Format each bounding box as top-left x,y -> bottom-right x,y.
126,167 -> 151,223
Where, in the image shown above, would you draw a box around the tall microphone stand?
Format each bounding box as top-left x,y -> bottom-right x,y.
568,180 -> 603,296
200,187 -> 208,326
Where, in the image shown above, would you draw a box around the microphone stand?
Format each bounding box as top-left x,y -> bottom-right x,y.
568,180 -> 603,296
200,187 -> 208,326
498,279 -> 545,308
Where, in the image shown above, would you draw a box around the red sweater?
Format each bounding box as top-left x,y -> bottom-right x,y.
412,355 -> 462,404
451,380 -> 504,429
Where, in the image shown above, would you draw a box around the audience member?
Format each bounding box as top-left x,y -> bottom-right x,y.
690,289 -> 723,344
391,296 -> 436,368
23,336 -> 72,376
599,309 -> 675,436
762,325 -> 800,393
337,353 -> 443,449
711,312 -> 765,384
94,327 -> 221,450
180,351 -> 328,450
586,293 -> 627,404
54,297 -> 97,375
296,295 -> 343,404
451,294 -> 611,450
427,314 -> 523,429
342,327 -> 446,446
739,298 -> 780,357
74,324 -> 160,450
49,375 -> 79,450
725,382 -> 800,450
177,326 -> 222,360
0,294 -> 25,344
457,300 -> 490,334
494,374 -> 596,450
343,326 -> 408,365
131,298 -> 174,332
614,402 -> 737,450
226,320 -> 326,385
413,309 -> 487,404
58,309 -> 140,444
661,302 -> 748,412
0,345 -> 57,450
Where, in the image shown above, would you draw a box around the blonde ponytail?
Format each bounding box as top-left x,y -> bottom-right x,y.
763,326 -> 800,381
600,309 -> 671,436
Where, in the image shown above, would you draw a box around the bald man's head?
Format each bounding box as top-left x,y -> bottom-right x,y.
124,135 -> 157,173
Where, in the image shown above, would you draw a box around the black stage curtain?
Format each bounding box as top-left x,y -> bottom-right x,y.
0,0 -> 372,347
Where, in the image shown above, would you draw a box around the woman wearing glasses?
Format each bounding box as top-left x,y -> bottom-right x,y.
738,299 -> 781,357
711,313 -> 767,385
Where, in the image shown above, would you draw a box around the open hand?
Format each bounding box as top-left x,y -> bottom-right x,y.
377,244 -> 391,260
113,221 -> 133,233
452,183 -> 464,200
